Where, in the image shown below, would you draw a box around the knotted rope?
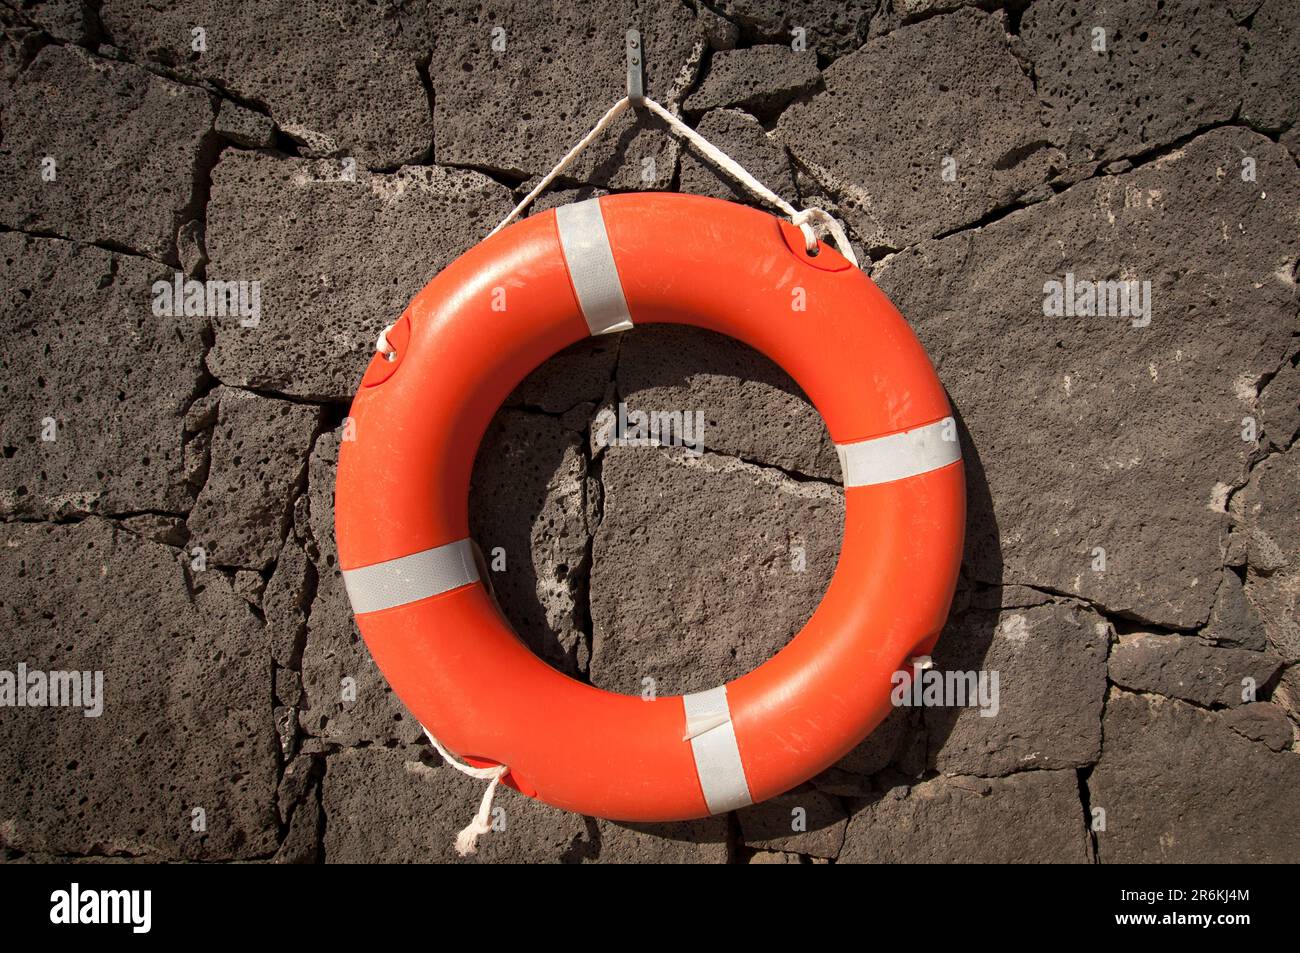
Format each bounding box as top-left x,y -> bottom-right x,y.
376,93 -> 858,358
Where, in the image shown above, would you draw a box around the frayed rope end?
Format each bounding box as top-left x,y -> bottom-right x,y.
452,766 -> 507,857
424,726 -> 510,857
455,824 -> 487,857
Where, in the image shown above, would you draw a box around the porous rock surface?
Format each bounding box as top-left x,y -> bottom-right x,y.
2,2 -> 1297,865
1020,0 -> 1243,163
588,445 -> 843,696
678,109 -> 797,205
684,45 -> 819,117
100,0 -> 430,169
777,9 -> 1064,251
428,2 -> 705,187
924,603 -> 1109,777
187,387 -> 320,571
1088,690 -> 1300,863
0,44 -> 213,260
0,234 -> 208,518
872,126 -> 1299,631
204,152 -> 514,401
839,770 -> 1092,864
0,519 -> 278,860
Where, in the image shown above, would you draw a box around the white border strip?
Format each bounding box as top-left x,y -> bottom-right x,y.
682,686 -> 753,814
554,199 -> 634,336
342,538 -> 479,615
836,416 -> 961,487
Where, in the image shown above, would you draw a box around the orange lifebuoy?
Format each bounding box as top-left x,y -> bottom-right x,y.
335,192 -> 964,821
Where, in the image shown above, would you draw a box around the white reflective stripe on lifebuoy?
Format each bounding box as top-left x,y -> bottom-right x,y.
554,199 -> 635,336
342,538 -> 479,615
836,416 -> 961,487
681,685 -> 753,814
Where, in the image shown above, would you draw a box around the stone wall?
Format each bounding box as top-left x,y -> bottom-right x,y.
1,0 -> 1297,863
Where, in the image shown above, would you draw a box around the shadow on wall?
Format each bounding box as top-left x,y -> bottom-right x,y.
466,326 -> 1004,843
912,406 -> 1003,771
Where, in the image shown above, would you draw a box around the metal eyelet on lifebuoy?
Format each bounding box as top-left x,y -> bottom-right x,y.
335,192 -> 965,822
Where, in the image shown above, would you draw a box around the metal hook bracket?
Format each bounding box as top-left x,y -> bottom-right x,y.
626,29 -> 645,107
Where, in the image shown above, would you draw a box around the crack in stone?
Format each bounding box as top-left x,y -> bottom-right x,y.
569,336 -> 623,683
1005,580 -> 1204,635
0,222 -> 170,267
723,448 -> 842,487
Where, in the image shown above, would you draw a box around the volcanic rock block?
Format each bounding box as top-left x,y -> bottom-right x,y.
1259,352 -> 1300,452
429,2 -> 703,186
683,45 -> 819,116
1282,126 -> 1300,163
1272,660 -> 1300,715
264,536 -> 312,670
839,770 -> 1092,863
1227,0 -> 1269,17
1108,633 -> 1284,708
321,746 -> 589,864
1232,444 -> 1300,660
616,325 -> 840,480
869,0 -> 985,34
204,152 -> 513,400
1,0 -> 89,43
176,219 -> 208,278
872,127 -> 1300,629
697,4 -> 740,51
0,30 -> 31,87
594,818 -> 729,863
187,387 -> 320,571
1088,691 -> 1300,862
926,603 -> 1109,777
504,335 -> 619,415
100,0 -> 429,168
469,410 -> 593,678
588,445 -> 843,696
298,427 -> 424,747
1204,571 -> 1268,651
273,791 -> 321,864
1020,0 -> 1242,162
298,577 -> 391,747
777,8 -> 1062,251
678,109 -> 797,206
706,1 -> 876,59
525,186 -> 612,218
1240,0 -> 1300,134
214,100 -> 276,149
747,849 -> 803,863
0,234 -> 207,518
1222,701 -> 1295,752
0,519 -> 278,860
276,753 -> 318,824
274,667 -> 302,708
0,44 -> 213,259
736,786 -> 847,858
119,514 -> 189,548
810,707 -> 917,795
968,584 -> 1055,612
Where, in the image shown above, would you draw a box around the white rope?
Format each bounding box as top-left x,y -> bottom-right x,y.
492,94 -> 858,267
376,93 -> 859,357
423,727 -> 508,857
489,96 -> 635,237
